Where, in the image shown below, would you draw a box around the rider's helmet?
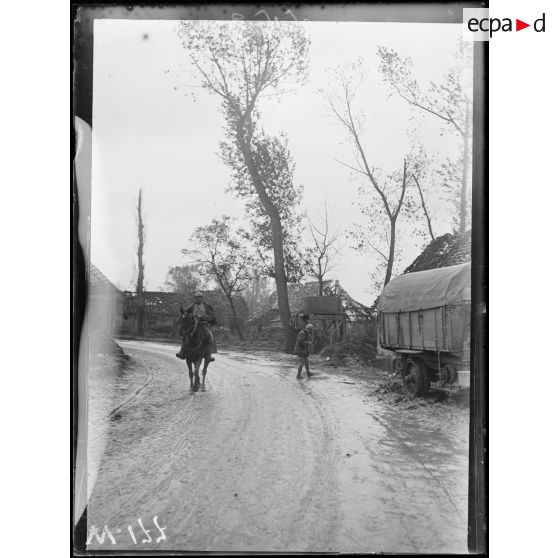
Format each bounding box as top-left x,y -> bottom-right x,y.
304,324 -> 314,331
194,291 -> 203,299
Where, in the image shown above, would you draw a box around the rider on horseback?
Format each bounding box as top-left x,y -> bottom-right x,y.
176,292 -> 217,361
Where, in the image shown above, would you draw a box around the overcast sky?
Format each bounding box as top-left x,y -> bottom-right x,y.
91,19 -> 467,305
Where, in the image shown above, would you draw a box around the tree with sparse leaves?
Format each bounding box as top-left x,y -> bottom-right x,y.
377,41 -> 473,232
435,157 -> 462,232
297,202 -> 342,296
177,20 -> 309,350
242,274 -> 273,317
406,143 -> 436,242
164,265 -> 205,297
182,216 -> 254,339
223,131 -> 305,284
324,66 -> 423,290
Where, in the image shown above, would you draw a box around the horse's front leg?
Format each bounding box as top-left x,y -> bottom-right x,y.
193,358 -> 201,391
202,353 -> 211,389
186,360 -> 194,390
201,352 -> 210,390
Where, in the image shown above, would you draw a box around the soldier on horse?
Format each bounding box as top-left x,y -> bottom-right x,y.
176,292 -> 218,391
176,292 -> 217,362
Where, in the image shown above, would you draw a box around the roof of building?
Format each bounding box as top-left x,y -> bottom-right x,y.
89,264 -> 121,296
267,279 -> 374,321
403,230 -> 471,274
122,290 -> 249,323
270,280 -> 335,312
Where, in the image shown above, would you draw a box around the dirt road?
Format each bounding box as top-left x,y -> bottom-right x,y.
86,340 -> 469,553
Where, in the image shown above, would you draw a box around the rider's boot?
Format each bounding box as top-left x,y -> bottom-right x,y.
176,341 -> 187,360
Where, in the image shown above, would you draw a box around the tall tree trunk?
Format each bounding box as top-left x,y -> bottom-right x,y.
269,213 -> 293,348
225,293 -> 244,340
235,129 -> 294,350
460,100 -> 472,233
317,259 -> 323,296
384,219 -> 397,286
135,189 -> 145,336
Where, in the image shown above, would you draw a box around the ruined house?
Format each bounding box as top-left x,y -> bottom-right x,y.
119,290 -> 249,338
247,279 -> 374,347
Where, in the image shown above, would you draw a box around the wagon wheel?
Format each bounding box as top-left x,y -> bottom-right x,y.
401,358 -> 429,397
391,357 -> 404,374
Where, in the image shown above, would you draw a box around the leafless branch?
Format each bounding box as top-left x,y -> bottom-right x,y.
366,239 -> 389,263
412,172 -> 435,241
392,82 -> 464,137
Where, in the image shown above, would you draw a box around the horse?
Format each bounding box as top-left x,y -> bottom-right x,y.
177,311 -> 212,392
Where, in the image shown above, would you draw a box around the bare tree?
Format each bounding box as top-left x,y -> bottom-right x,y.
298,202 -> 342,295
411,173 -> 435,242
183,216 -> 254,340
406,145 -> 436,242
135,188 -> 146,336
377,41 -> 473,232
177,21 -> 309,350
324,69 -> 409,287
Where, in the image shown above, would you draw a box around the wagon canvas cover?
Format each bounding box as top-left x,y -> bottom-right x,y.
378,262 -> 471,313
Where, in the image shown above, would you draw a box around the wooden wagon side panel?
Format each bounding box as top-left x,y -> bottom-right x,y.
409,310 -> 421,349
436,307 -> 447,351
387,313 -> 399,347
421,308 -> 439,351
448,302 -> 471,363
380,304 -> 469,354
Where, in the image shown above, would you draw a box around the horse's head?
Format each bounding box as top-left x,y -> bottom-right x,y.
178,311 -> 195,336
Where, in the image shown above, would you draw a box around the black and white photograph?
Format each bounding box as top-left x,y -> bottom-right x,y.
73,4 -> 486,554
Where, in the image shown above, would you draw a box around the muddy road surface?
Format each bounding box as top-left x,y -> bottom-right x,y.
86,340 -> 469,553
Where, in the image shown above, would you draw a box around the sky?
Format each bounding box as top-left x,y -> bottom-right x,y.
91,19 -> 468,305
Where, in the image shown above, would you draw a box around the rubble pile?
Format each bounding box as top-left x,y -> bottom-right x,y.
318,337 -> 378,366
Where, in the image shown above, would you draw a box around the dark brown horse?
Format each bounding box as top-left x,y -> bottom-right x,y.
177,312 -> 212,391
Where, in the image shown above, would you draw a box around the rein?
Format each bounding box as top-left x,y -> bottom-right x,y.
179,312 -> 211,358
181,317 -> 205,354
186,329 -> 204,353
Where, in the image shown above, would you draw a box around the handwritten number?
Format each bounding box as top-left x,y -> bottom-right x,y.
153,515 -> 167,543
137,518 -> 152,543
97,517 -> 166,545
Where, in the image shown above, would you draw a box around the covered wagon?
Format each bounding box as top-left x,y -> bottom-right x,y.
377,262 -> 471,396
